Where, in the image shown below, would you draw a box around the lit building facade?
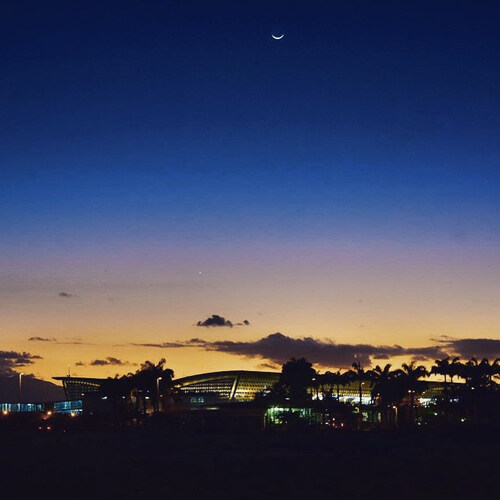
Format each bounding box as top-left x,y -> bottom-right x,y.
0,402 -> 44,413
174,370 -> 280,405
53,376 -> 103,401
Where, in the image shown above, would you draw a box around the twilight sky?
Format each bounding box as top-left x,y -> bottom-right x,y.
1,0 -> 500,381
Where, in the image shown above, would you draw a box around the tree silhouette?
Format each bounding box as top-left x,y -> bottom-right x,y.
367,364 -> 402,428
97,359 -> 174,420
346,361 -> 370,427
98,375 -> 133,423
431,357 -> 451,385
431,357 -> 454,422
399,361 -> 428,426
347,361 -> 367,408
277,357 -> 317,401
132,358 -> 174,413
320,370 -> 349,401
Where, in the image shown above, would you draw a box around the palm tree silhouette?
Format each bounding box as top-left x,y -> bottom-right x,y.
334,370 -> 349,401
368,364 -> 401,428
99,374 -> 133,422
431,358 -> 451,385
399,361 -> 428,426
347,361 -> 370,426
348,362 -> 367,408
431,357 -> 454,421
133,358 -> 174,413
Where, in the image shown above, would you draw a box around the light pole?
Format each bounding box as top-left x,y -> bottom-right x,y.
19,372 -> 24,404
156,377 -> 162,413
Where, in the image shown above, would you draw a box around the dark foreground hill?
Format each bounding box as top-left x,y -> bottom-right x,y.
0,373 -> 64,402
0,428 -> 498,499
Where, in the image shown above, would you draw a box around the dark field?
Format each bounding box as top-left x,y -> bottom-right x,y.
1,428 -> 498,499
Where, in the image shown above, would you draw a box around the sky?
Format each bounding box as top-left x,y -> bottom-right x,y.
1,0 -> 500,383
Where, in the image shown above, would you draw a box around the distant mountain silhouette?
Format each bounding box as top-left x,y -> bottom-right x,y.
0,373 -> 65,403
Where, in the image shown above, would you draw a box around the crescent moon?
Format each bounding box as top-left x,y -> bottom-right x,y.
272,33 -> 284,40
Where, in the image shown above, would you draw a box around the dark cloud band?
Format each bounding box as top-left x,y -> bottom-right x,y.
76,357 -> 135,367
132,333 -> 500,369
0,350 -> 42,374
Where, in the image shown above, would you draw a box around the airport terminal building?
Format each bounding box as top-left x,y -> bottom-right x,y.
53,370 -> 281,404
53,370 -> 442,406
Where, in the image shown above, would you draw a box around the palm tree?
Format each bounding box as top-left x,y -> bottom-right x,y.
348,362 -> 367,408
478,358 -> 500,389
334,370 -> 350,401
367,364 -> 401,427
399,361 -> 428,425
431,357 -> 453,421
492,358 -> 500,384
461,358 -> 479,389
448,357 -> 461,385
317,372 -> 333,399
98,374 -> 133,422
347,361 -> 370,426
431,358 -> 451,385
131,359 -> 174,413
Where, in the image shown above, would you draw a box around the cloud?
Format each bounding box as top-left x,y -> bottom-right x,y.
148,333 -> 447,369
411,354 -> 431,362
90,357 -> 126,366
372,353 -> 390,360
434,337 -> 500,360
258,362 -> 280,370
197,315 -> 234,328
56,337 -> 93,345
196,315 -> 251,328
131,341 -> 192,348
0,350 -> 42,374
59,292 -> 77,298
77,357 -> 135,367
133,333 -> 500,369
56,341 -> 93,345
28,336 -> 56,342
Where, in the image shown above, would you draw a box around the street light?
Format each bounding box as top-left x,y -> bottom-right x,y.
156,377 -> 162,413
19,373 -> 24,404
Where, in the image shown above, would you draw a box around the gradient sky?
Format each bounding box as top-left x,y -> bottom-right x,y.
1,1 -> 500,381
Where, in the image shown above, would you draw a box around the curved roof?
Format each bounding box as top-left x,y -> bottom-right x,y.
174,370 -> 279,386
53,376 -> 106,383
174,370 -> 280,403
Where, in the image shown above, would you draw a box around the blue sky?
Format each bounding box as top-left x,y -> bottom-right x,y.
1,1 -> 500,378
